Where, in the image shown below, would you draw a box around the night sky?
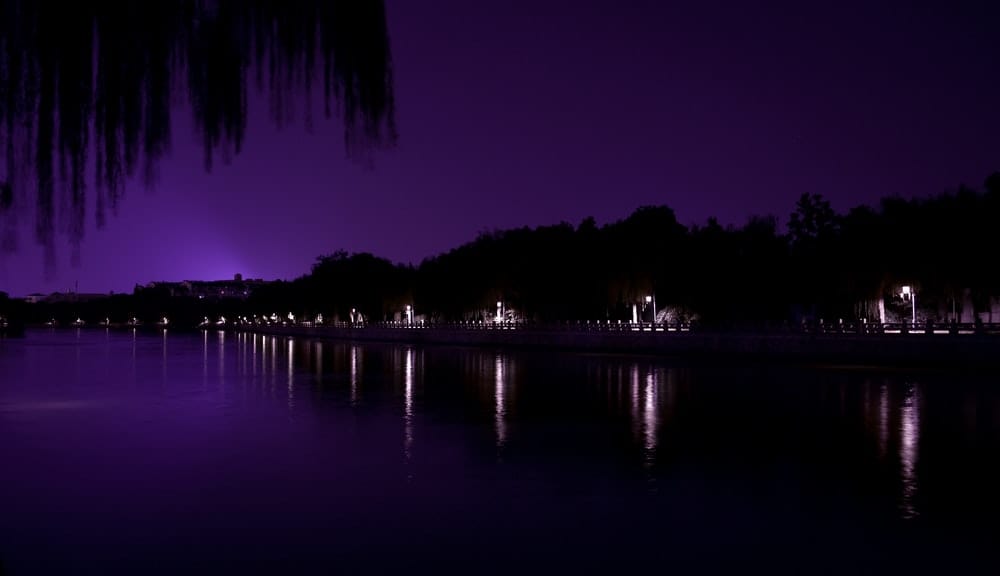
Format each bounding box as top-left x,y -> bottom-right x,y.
2,0 -> 998,297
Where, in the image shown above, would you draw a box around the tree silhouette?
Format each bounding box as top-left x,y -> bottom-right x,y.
13,172 -> 1000,328
0,0 -> 395,269
788,193 -> 838,246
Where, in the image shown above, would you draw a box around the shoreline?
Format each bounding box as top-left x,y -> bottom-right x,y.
233,325 -> 1000,369
14,324 -> 1000,369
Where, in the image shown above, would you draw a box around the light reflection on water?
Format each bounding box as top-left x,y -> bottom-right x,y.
403,347 -> 415,467
350,344 -> 360,405
879,382 -> 889,458
314,340 -> 323,385
900,384 -> 920,519
287,338 -> 295,411
495,352 -> 507,449
643,370 -> 658,467
3,330 -> 998,572
217,330 -> 225,386
202,330 -> 209,388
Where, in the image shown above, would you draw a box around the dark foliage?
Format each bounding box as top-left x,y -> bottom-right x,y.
19,173 -> 1000,328
0,0 -> 395,269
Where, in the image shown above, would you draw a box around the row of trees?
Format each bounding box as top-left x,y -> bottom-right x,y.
13,173 -> 1000,328
267,171 -> 1000,326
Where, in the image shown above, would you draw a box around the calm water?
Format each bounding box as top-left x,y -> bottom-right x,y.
1,330 -> 998,574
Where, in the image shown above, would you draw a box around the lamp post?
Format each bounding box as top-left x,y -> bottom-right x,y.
901,285 -> 915,327
645,295 -> 652,324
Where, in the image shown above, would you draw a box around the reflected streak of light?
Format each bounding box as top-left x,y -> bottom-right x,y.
253,333 -> 260,380
218,331 -> 226,388
350,346 -> 359,405
879,384 -> 889,458
643,371 -> 658,466
238,333 -> 247,400
260,335 -> 267,379
495,353 -> 506,449
900,384 -> 920,519
630,365 -> 640,440
162,329 -> 168,381
261,335 -> 268,392
287,339 -> 295,411
403,349 -> 415,467
270,336 -> 277,393
315,341 -> 323,384
202,330 -> 208,388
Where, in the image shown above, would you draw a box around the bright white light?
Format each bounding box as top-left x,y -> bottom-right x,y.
645,295 -> 652,303
901,285 -> 911,296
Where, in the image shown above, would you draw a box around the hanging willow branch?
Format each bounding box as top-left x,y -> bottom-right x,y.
0,0 -> 395,270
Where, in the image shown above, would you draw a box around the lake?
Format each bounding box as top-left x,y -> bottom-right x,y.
1,329 -> 998,574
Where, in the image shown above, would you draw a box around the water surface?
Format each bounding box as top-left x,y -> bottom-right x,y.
1,330 -> 998,574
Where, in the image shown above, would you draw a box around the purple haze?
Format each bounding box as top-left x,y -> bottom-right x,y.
1,0 -> 998,296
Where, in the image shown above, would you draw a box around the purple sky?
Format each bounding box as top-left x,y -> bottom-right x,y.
2,0 -> 998,296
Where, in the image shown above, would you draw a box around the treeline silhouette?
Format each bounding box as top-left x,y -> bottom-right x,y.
0,0 -> 394,269
11,172 -> 1000,329
283,172 -> 1000,327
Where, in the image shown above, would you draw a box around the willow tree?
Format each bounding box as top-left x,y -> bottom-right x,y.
0,0 -> 395,268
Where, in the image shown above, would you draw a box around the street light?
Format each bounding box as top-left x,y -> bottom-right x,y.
901,285 -> 916,327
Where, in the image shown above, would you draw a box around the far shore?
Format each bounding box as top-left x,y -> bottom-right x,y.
15,323 -> 1000,369
233,324 -> 1000,369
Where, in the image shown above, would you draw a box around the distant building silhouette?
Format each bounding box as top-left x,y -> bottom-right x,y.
138,274 -> 271,301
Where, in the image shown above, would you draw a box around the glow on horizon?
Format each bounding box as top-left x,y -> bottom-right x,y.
0,191 -> 258,296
